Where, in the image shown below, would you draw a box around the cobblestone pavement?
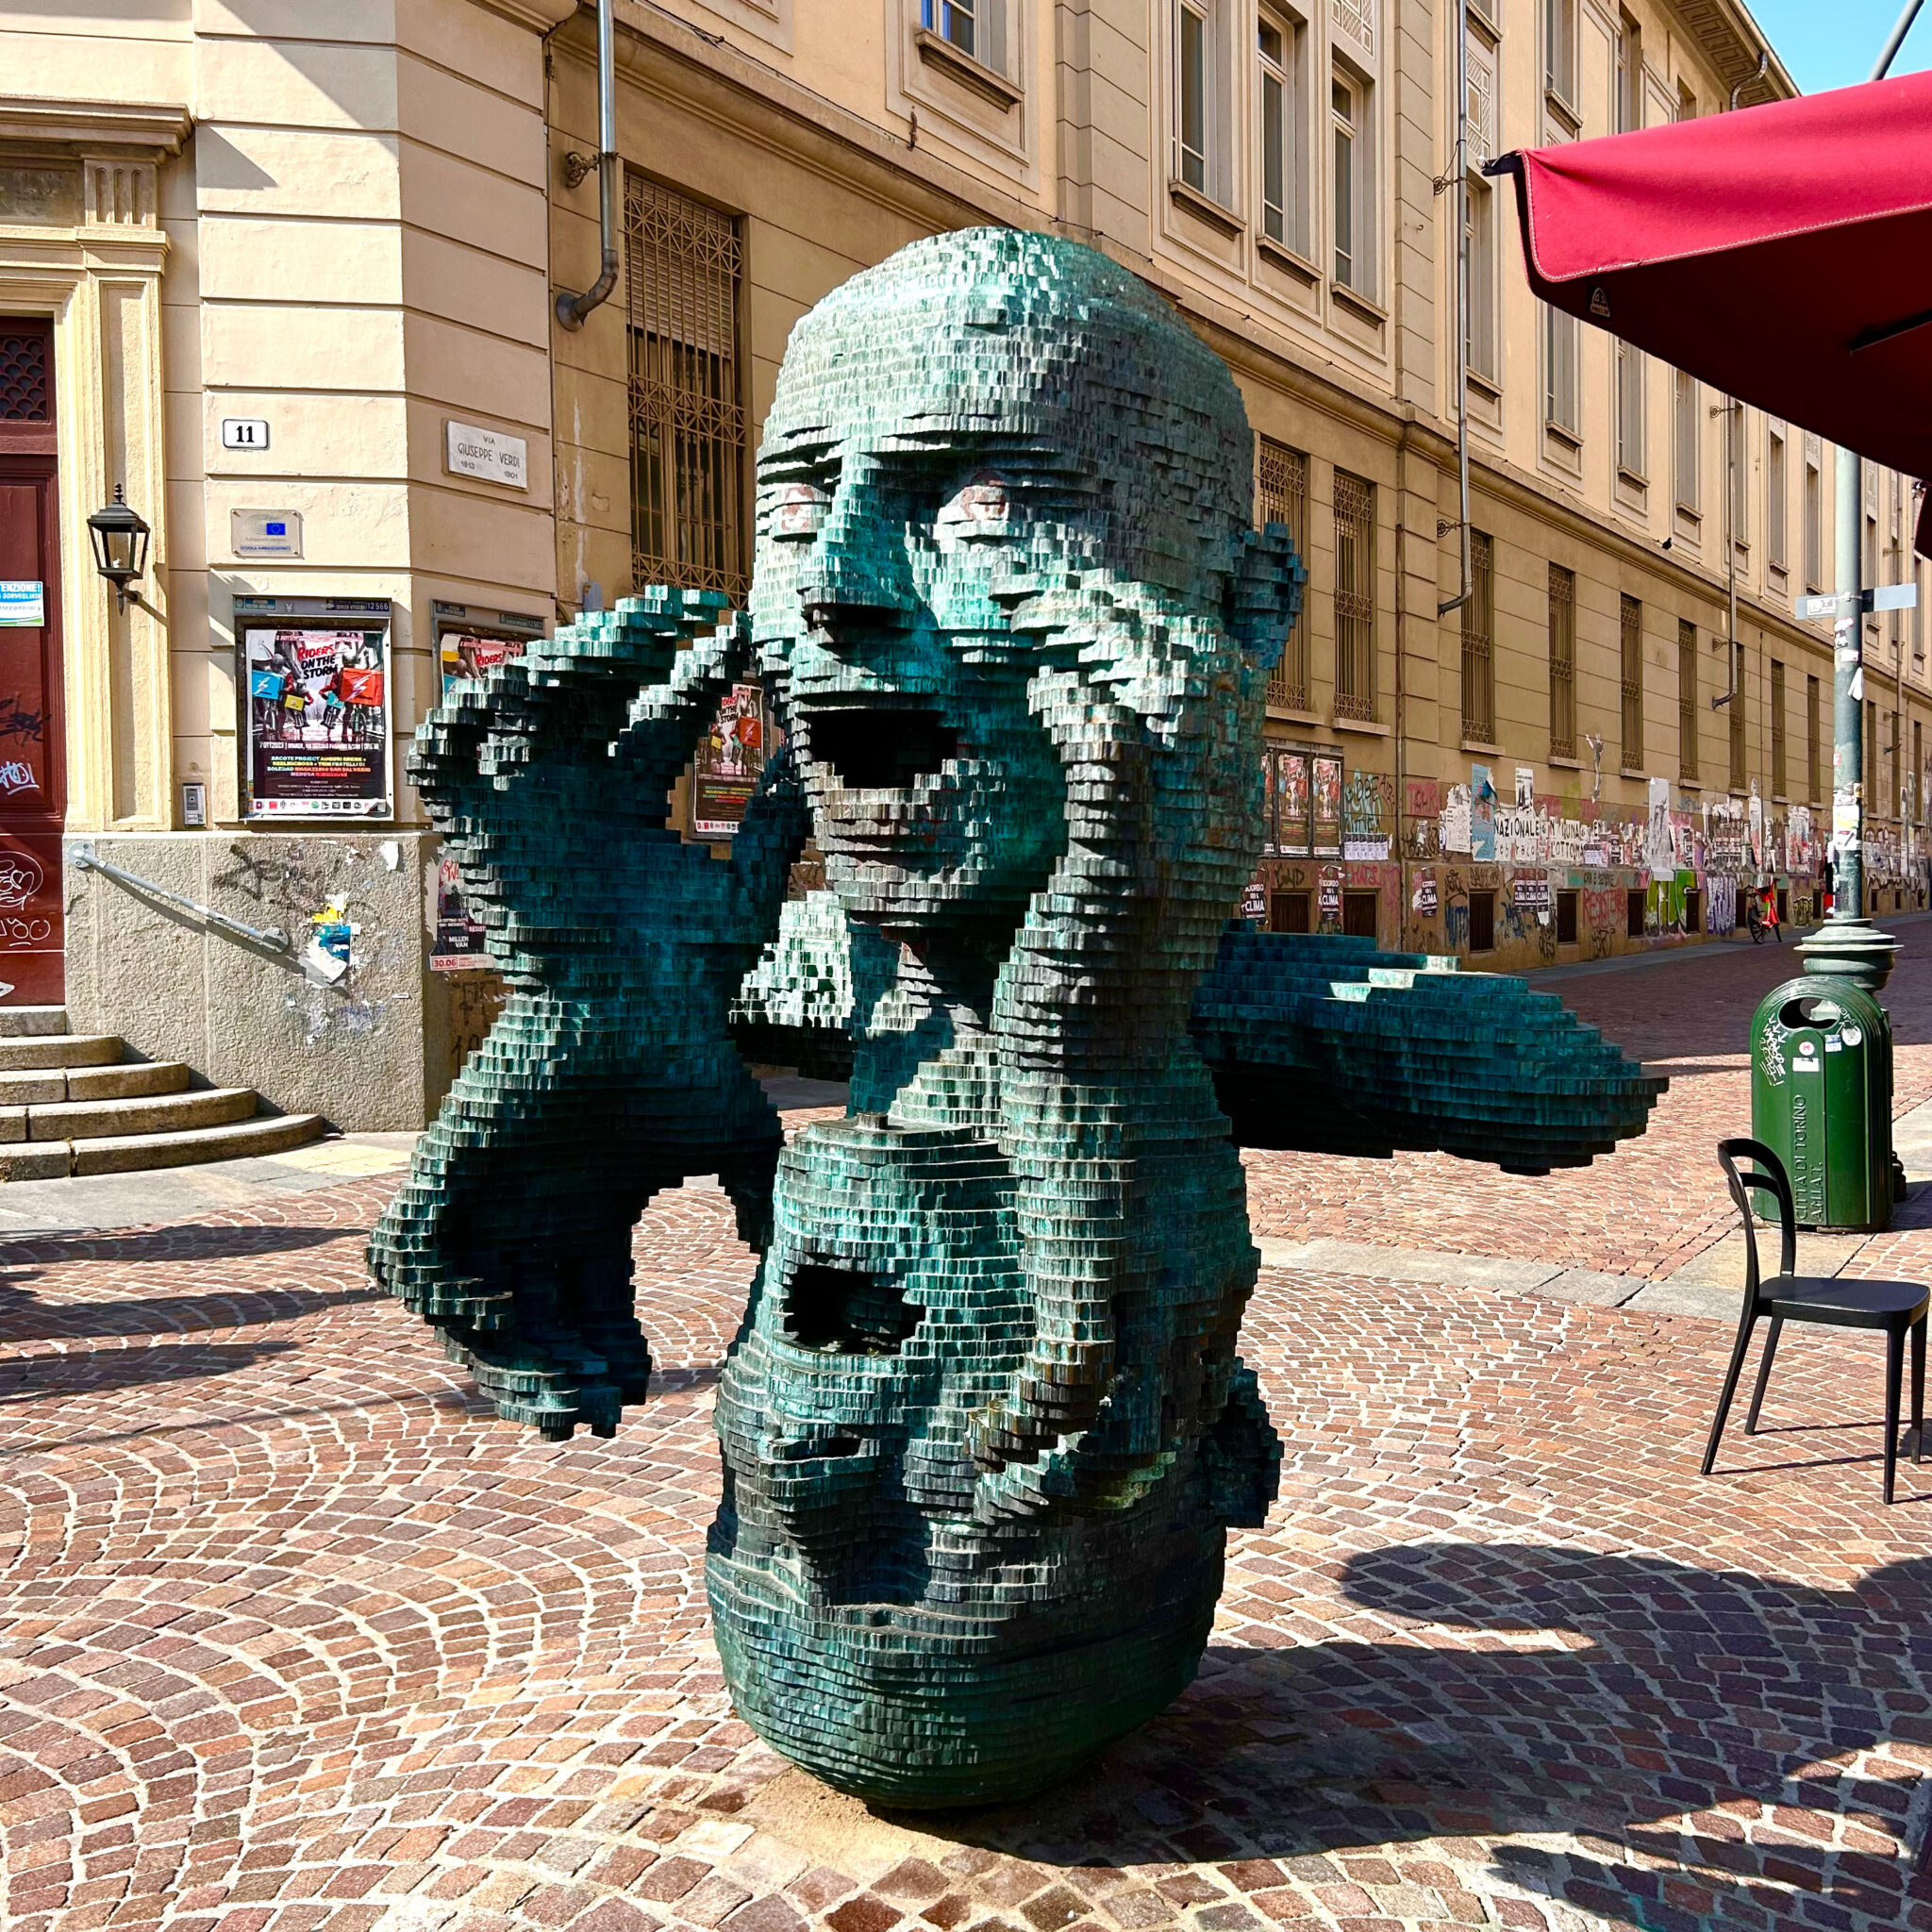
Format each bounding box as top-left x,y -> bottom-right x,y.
1244,922 -> 1932,1279
3,1140 -> 1931,1932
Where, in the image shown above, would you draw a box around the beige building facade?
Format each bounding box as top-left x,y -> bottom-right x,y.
1,0 -> 1925,1129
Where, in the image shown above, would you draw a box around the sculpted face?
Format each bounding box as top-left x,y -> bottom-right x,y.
708,231 -> 1292,1807
749,234 -> 1256,934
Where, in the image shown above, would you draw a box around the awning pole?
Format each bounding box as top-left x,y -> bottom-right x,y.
1438,1 -> 1473,621
1808,0 -> 1922,985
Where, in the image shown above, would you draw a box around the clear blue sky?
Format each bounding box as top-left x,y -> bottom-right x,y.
1749,0 -> 1932,92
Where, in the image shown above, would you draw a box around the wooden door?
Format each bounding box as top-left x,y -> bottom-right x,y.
0,319 -> 66,1005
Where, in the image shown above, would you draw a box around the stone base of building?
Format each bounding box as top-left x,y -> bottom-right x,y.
61,832 -> 480,1132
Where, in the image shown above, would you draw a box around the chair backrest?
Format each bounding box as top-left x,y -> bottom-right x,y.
1715,1137 -> 1796,1297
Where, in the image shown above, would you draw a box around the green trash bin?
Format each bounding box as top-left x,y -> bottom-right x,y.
1751,977 -> 1894,1232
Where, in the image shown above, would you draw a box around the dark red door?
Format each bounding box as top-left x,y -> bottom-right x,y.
0,319 -> 66,1006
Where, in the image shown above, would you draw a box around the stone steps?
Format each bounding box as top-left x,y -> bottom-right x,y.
0,1006 -> 327,1180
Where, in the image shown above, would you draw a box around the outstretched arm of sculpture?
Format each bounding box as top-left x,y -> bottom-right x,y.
369,592 -> 808,1439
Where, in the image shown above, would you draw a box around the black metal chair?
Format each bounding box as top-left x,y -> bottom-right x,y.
1705,1138 -> 1928,1503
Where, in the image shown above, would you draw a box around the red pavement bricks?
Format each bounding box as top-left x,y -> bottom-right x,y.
3,939 -> 1932,1930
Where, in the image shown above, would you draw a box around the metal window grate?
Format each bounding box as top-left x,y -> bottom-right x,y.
1771,658 -> 1786,797
1548,563 -> 1575,759
1729,644 -> 1747,791
1620,594 -> 1643,769
1257,438 -> 1308,709
1460,530 -> 1494,744
1333,469 -> 1375,722
1678,619 -> 1698,783
625,175 -> 747,602
0,331 -> 50,421
1807,674 -> 1821,801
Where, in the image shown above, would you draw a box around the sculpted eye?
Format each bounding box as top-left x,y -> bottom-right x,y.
937,470 -> 1010,529
770,481 -> 831,540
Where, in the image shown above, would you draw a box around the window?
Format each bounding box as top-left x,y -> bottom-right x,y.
1616,11 -> 1642,133
1257,10 -> 1309,256
1556,889 -> 1578,944
1469,890 -> 1496,952
1675,80 -> 1696,123
1548,563 -> 1576,758
1544,0 -> 1576,106
1332,67 -> 1369,292
1730,644 -> 1746,791
625,175 -> 746,600
1674,368 -> 1700,515
1620,593 -> 1643,770
1807,673 -> 1821,801
1342,891 -> 1378,941
1257,437 -> 1309,708
1544,304 -> 1578,435
1766,425 -> 1787,575
1617,339 -> 1644,478
1728,401 -> 1747,550
921,0 -> 992,62
1685,886 -> 1702,932
1916,719 -> 1924,822
1771,658 -> 1786,796
1917,558 -> 1926,662
1678,619 -> 1698,782
1334,469 -> 1376,721
1626,889 -> 1645,938
1466,175 -> 1497,383
1461,530 -> 1495,742
1179,3 -> 1209,193
1891,708 -> 1902,817
1805,447 -> 1824,592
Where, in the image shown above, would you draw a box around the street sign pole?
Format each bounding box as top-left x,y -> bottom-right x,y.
1797,0 -> 1924,997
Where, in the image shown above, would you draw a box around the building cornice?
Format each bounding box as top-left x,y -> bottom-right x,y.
0,97 -> 192,157
476,0 -> 578,31
1668,0 -> 1800,106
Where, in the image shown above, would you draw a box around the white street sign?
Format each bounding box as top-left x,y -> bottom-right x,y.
444,420 -> 528,490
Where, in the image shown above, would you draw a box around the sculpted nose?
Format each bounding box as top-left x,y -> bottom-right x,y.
798,479 -> 918,625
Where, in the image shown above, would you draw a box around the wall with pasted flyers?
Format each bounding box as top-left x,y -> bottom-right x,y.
1248,757 -> 1917,970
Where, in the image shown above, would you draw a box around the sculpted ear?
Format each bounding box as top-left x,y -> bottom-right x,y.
1228,523 -> 1306,675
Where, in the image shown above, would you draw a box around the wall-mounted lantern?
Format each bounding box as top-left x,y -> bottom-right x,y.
86,485 -> 150,611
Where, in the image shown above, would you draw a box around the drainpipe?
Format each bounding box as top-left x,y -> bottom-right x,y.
557,0 -> 618,331
1438,0 -> 1473,622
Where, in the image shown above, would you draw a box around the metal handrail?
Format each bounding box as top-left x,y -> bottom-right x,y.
71,844 -> 291,953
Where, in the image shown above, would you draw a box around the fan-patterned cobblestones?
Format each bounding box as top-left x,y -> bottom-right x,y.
3,933 -> 1932,1932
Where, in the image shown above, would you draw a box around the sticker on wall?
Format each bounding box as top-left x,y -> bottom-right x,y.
0,582 -> 45,628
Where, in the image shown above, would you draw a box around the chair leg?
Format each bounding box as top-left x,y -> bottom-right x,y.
1883,1325 -> 1907,1505
1744,1315 -> 1784,1434
1702,1310 -> 1758,1475
1912,1317 -> 1926,1467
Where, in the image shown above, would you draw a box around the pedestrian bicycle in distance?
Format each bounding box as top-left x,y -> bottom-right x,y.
1747,885 -> 1782,944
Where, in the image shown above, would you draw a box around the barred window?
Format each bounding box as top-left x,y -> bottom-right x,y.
1257,437 -> 1309,709
1729,644 -> 1747,791
1333,470 -> 1375,721
1460,531 -> 1494,744
1548,563 -> 1575,759
625,175 -> 747,602
1620,594 -> 1643,771
1678,619 -> 1698,783
1807,674 -> 1820,801
1771,658 -> 1786,797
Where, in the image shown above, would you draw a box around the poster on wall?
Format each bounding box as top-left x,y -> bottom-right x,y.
1470,763 -> 1496,861
691,684 -> 769,837
434,601 -> 543,698
1311,754 -> 1343,857
1270,749 -> 1310,856
431,853 -> 491,973
240,608 -> 391,819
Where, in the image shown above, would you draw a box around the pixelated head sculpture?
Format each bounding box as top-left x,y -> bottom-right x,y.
711,229 -> 1300,1806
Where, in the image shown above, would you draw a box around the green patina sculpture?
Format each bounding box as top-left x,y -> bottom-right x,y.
372,228 -> 1661,1807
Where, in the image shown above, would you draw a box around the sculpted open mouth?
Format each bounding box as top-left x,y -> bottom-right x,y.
803,707 -> 959,791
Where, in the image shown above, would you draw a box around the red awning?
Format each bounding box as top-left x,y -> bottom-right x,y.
1495,68 -> 1932,543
